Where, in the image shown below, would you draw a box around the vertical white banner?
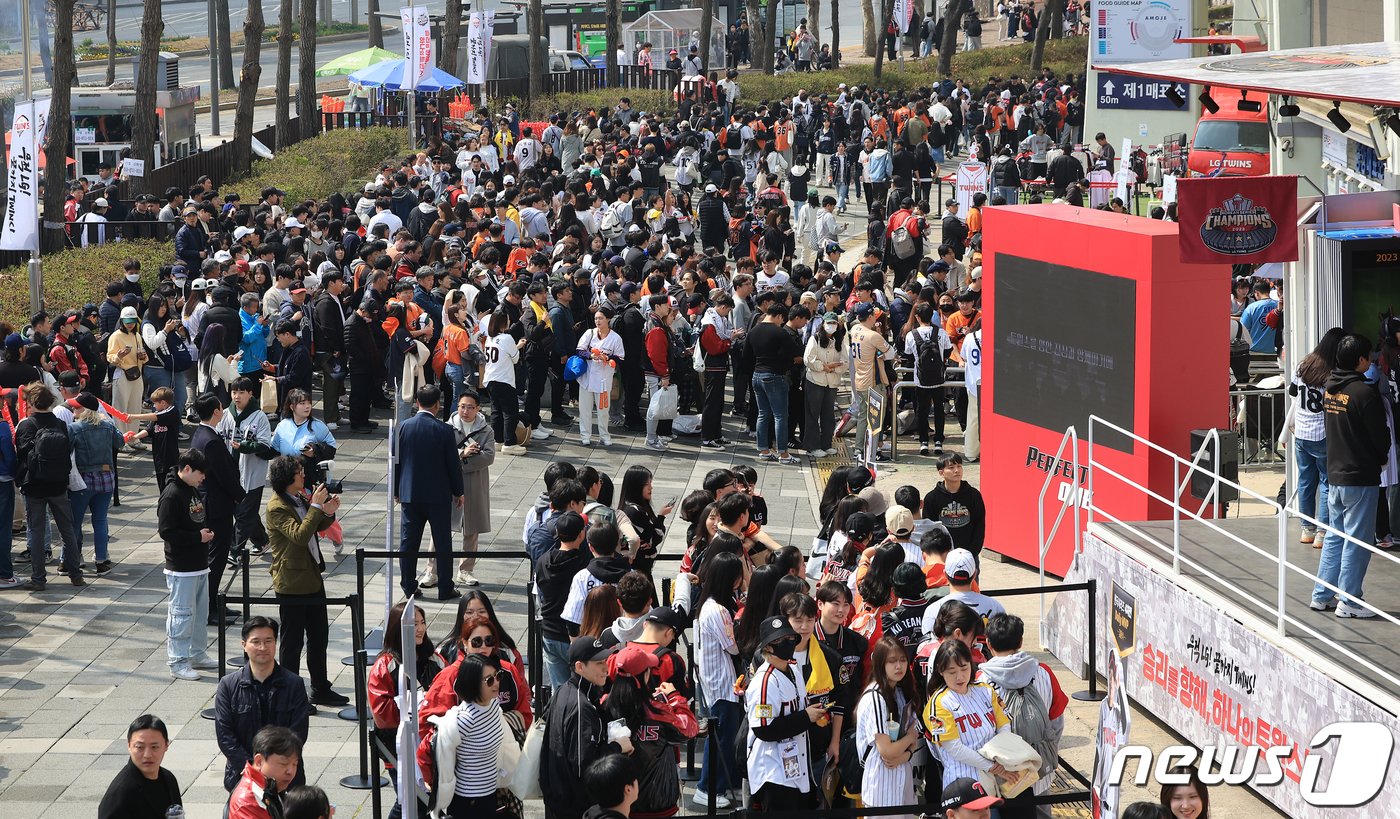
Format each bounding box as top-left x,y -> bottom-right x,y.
465,12 -> 486,84
400,6 -> 431,89
482,11 -> 495,79
1,97 -> 51,252
893,0 -> 913,34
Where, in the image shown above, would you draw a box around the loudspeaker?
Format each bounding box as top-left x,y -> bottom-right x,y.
1190,429 -> 1239,503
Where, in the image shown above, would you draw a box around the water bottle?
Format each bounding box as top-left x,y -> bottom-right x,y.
167,805 -> 186,819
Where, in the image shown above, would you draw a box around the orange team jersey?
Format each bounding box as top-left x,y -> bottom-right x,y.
945,309 -> 980,361
988,105 -> 1007,131
870,116 -> 889,141
967,206 -> 982,235
774,123 -> 792,153
383,299 -> 424,336
892,107 -> 912,135
506,247 -> 531,275
442,322 -> 471,365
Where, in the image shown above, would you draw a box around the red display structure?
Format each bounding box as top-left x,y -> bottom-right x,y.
979,204 -> 1230,576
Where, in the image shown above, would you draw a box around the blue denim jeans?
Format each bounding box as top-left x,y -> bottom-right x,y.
699,699 -> 742,796
443,362 -> 467,411
166,571 -> 211,668
835,182 -> 849,211
1294,437 -> 1330,532
753,371 -> 790,452
0,481 -> 13,579
1313,484 -> 1379,606
69,486 -> 113,562
542,637 -> 570,689
997,185 -> 1020,204
143,364 -> 187,416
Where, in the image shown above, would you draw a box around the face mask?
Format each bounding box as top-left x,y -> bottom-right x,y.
126,274 -> 141,283
768,636 -> 800,662
823,322 -> 837,334
940,304 -> 956,314
310,230 -> 323,239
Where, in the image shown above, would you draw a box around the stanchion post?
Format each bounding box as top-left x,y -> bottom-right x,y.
527,561 -> 540,707
202,594 -> 229,721
370,735 -> 384,819
241,549 -> 251,621
341,593 -> 386,788
341,592 -> 367,721
1072,577 -> 1105,702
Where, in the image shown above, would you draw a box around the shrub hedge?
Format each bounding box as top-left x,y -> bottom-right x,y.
0,240 -> 170,327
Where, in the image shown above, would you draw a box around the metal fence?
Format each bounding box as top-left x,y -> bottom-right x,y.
485,65 -> 680,102
1230,385 -> 1288,470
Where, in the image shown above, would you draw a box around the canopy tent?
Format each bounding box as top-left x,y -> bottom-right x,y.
316,46 -> 401,77
622,10 -> 725,69
1098,41 -> 1400,108
348,59 -> 466,92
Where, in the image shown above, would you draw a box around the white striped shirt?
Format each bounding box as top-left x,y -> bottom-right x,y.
453,700 -> 505,797
1291,371 -> 1327,442
696,599 -> 739,705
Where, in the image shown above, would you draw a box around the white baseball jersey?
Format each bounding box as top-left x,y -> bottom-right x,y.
745,661 -> 811,792
963,329 -> 983,398
855,685 -> 916,811
922,681 -> 1009,787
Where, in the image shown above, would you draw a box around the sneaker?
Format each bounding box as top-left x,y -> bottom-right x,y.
579,437 -> 592,447
777,454 -> 800,465
190,656 -> 220,670
0,576 -> 18,589
311,688 -> 351,707
64,568 -> 86,587
1300,529 -> 1317,544
1309,599 -> 1337,612
419,569 -> 438,589
325,422 -> 338,431
551,414 -> 574,427
455,571 -> 480,587
715,437 -> 735,446
919,445 -> 930,456
20,578 -> 45,592
759,452 -> 778,462
1336,601 -> 1379,619
248,544 -> 266,557
501,444 -> 528,455
701,439 -> 724,449
170,665 -> 201,682
94,560 -> 113,575
693,791 -> 732,810
645,439 -> 669,452
600,437 -> 612,447
530,426 -> 554,441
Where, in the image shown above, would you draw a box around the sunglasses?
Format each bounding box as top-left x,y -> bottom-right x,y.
469,635 -> 497,648
483,674 -> 499,686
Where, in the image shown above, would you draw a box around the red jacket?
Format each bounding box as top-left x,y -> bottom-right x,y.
645,325 -> 671,378
50,333 -> 89,381
419,652 -> 532,736
227,763 -> 277,819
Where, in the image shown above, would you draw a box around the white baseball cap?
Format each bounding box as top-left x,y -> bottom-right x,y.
946,548 -> 978,582
233,226 -> 256,242
92,197 -> 108,208
213,250 -> 233,264
283,217 -> 303,230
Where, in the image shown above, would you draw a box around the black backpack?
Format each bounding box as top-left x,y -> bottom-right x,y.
27,424 -> 71,486
914,327 -> 946,386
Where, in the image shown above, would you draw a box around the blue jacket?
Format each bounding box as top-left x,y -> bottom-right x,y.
69,417 -> 124,475
174,224 -> 207,269
0,420 -> 16,481
214,662 -> 310,791
393,410 -> 465,504
238,309 -> 269,373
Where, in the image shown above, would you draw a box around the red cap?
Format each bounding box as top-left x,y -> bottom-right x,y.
608,645 -> 660,679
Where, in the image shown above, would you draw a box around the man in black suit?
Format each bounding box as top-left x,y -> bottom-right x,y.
272,319 -> 314,415
343,299 -> 384,433
395,385 -> 464,600
191,392 -> 247,625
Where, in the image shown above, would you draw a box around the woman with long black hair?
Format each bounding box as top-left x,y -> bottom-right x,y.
1285,326 -> 1345,547
620,465 -> 675,576
367,600 -> 444,819
694,551 -> 745,809
604,645 -> 700,819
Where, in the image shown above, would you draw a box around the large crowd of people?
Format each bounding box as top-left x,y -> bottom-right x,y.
14,50 -> 1249,819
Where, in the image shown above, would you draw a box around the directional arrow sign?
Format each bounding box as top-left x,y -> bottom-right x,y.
1096,71 -> 1189,111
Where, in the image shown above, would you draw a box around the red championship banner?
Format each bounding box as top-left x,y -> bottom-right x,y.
1176,175 -> 1299,264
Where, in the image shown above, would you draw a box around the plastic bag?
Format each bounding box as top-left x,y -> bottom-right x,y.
672,414 -> 702,435
510,719 -> 546,800
647,385 -> 679,421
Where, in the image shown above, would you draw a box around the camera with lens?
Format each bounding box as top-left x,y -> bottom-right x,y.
325,479 -> 344,495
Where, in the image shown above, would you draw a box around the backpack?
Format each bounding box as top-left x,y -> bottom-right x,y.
837,728 -> 868,796
914,328 -> 946,386
889,213 -> 918,259
599,207 -> 624,241
1000,678 -> 1057,778
27,423 -> 72,486
721,123 -> 743,149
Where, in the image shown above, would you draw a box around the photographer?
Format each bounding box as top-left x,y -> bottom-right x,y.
265,455 -> 348,708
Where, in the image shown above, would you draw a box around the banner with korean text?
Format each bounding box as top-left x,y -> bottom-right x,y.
954,161 -> 987,214
400,6 -> 432,90
465,11 -> 496,85
1,97 -> 51,252
1176,175 -> 1299,264
893,0 -> 915,34
1044,531 -> 1400,819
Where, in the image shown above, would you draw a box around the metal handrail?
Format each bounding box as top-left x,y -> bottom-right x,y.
1036,425 -> 1080,643
1084,414 -> 1400,694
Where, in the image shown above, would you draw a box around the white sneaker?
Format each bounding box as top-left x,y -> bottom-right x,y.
645,440 -> 668,451
1336,601 -> 1379,619
530,427 -> 553,441
600,437 -> 612,447
190,656 -> 219,670
170,665 -> 201,681
501,444 -> 528,455
419,568 -> 438,589
692,791 -> 731,809
325,422 -> 338,431
455,571 -> 480,587
580,437 -> 592,446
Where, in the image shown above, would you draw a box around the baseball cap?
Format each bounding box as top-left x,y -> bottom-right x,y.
824,242 -> 842,255
119,306 -> 139,321
503,175 -> 517,186
57,371 -> 81,389
283,217 -> 303,230
74,392 -> 102,413
705,183 -> 719,194
940,778 -> 1003,812
644,605 -> 688,632
213,250 -> 233,264
756,615 -> 798,652
946,548 -> 978,582
970,266 -> 983,280
567,635 -> 619,665
290,286 -> 307,295
364,182 -> 378,193
190,278 -> 209,291
92,197 -> 108,208
885,506 -> 914,538
857,485 -> 887,516
608,645 -> 660,678
233,226 -> 256,242
852,302 -> 875,320
620,282 -> 639,297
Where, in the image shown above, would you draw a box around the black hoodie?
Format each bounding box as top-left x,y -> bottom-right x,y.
1324,368 -> 1390,486
159,476 -> 208,573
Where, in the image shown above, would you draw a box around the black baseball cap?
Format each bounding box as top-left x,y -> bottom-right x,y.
567,635 -> 619,664
940,778 -> 1003,811
756,615 -> 797,651
644,605 -> 688,632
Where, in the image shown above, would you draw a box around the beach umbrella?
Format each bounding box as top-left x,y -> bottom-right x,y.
316,46 -> 402,77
